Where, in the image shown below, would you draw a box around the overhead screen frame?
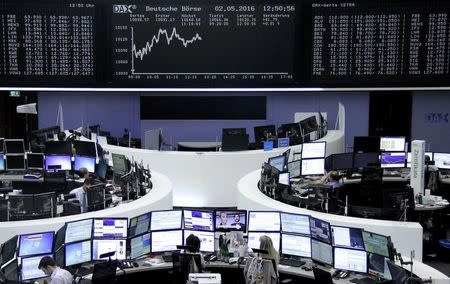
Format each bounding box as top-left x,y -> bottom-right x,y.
1,0 -> 450,90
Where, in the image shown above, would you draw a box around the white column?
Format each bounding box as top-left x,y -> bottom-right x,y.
410,140 -> 425,196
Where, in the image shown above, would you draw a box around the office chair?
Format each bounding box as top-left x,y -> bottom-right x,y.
171,252 -> 202,284
312,267 -> 333,284
91,260 -> 118,284
244,257 -> 278,284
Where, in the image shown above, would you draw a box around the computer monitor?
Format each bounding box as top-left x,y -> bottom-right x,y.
299,116 -> 318,135
54,246 -> 64,268
34,192 -> 57,216
92,239 -> 126,261
93,218 -> 128,239
20,254 -> 52,281
0,236 -> 17,266
45,155 -> 72,171
280,212 -> 310,235
247,232 -> 280,252
354,153 -> 379,169
281,234 -> 311,258
278,172 -> 290,186
353,136 -> 380,153
302,142 -> 326,159
433,153 -> 450,169
54,226 -> 65,252
222,128 -> 246,136
221,134 -> 249,151
151,210 -> 183,231
268,155 -> 286,172
183,230 -> 215,253
74,156 -> 96,173
18,232 -> 54,257
96,161 -> 108,180
183,210 -> 214,231
128,213 -> 151,238
380,137 -> 406,152
380,152 -> 406,168
215,210 -> 247,232
8,195 -> 34,216
73,141 -> 97,157
311,239 -> 333,266
26,153 -> 44,170
4,139 -> 24,154
301,158 -> 325,176
309,217 -> 331,244
334,247 -> 367,273
287,160 -> 301,178
2,258 -> 18,282
151,230 -> 183,253
5,155 -> 25,171
65,219 -> 93,243
331,226 -> 364,250
362,231 -> 391,258
368,253 -> 392,279
65,240 -> 92,267
0,154 -> 4,172
278,123 -> 301,138
130,233 -> 151,259
254,125 -> 276,144
44,141 -> 72,155
329,153 -> 354,171
407,152 -> 433,168
112,154 -> 128,175
87,184 -> 105,212
248,211 -> 280,232
386,260 -> 408,284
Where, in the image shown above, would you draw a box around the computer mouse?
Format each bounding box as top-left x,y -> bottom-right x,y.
133,262 -> 139,268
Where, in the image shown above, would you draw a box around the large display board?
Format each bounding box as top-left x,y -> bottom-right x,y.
1,0 -> 450,88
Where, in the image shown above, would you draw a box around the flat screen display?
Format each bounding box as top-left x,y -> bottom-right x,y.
65,240 -> 92,267
151,230 -> 183,253
183,210 -> 214,231
18,232 -> 54,257
74,156 -> 96,173
130,233 -> 151,259
183,230 -> 215,253
280,212 -> 310,235
248,211 -> 280,232
65,219 -> 93,244
20,254 -> 52,281
92,239 -> 126,261
93,218 -> 128,239
215,211 -> 246,232
247,232 -> 280,252
151,210 -> 182,231
334,247 -> 367,273
45,155 -> 72,171
309,217 -> 331,244
301,158 -> 325,176
302,142 -> 326,159
380,137 -> 405,152
281,234 -> 311,258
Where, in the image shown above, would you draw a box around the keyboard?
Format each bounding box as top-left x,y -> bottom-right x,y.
350,277 -> 377,284
76,267 -> 93,276
279,258 -> 305,267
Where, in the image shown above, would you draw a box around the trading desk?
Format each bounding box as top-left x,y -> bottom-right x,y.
0,172 -> 173,244
237,169 -> 424,261
102,130 -> 345,208
35,256 -> 448,284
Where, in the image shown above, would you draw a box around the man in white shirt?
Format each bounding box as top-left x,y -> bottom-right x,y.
69,177 -> 94,213
38,256 -> 73,284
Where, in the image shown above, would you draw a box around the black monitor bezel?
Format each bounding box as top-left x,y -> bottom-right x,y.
17,231 -> 55,258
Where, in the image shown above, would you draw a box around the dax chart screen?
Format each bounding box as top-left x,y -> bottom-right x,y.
111,1 -> 298,85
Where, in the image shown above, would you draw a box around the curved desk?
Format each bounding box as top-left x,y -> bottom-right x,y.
237,169 -> 425,261
103,130 -> 344,207
0,172 -> 173,244
62,256 -> 448,284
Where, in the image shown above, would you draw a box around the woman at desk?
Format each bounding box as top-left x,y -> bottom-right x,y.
244,235 -> 279,284
184,234 -> 205,270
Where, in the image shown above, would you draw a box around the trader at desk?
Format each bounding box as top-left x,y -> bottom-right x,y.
69,178 -> 94,213
38,256 -> 73,284
316,171 -> 343,191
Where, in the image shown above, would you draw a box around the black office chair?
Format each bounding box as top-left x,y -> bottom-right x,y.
312,267 -> 333,284
91,260 -> 118,284
171,252 -> 202,284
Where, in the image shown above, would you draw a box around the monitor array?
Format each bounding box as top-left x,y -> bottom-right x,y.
0,209 -> 395,282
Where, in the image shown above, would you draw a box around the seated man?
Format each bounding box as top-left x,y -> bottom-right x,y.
38,255 -> 73,284
69,177 -> 94,213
